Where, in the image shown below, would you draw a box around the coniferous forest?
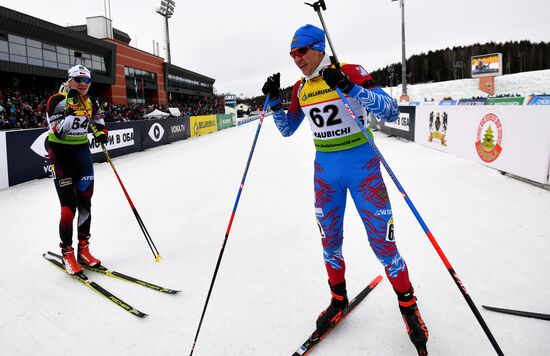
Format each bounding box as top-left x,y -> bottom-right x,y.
244,40 -> 549,108
370,40 -> 550,87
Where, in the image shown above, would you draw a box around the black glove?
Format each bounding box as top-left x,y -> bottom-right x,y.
65,89 -> 81,116
320,67 -> 355,94
262,73 -> 281,98
67,89 -> 80,99
94,127 -> 109,144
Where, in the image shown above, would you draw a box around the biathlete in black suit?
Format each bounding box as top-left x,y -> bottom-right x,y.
46,64 -> 109,275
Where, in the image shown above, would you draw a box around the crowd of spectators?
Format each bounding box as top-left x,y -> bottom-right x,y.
98,95 -> 226,123
493,93 -> 522,98
0,84 -> 226,130
0,86 -> 49,130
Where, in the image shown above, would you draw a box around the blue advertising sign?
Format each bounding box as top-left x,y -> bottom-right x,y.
439,100 -> 458,106
527,95 -> 550,105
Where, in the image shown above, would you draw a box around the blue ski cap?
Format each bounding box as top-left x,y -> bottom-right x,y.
291,24 -> 326,52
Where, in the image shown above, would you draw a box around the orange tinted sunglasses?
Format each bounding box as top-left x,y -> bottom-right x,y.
289,42 -> 320,58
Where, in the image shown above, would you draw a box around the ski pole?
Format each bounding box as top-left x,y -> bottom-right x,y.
305,1 -> 504,355
90,123 -> 162,262
189,97 -> 270,356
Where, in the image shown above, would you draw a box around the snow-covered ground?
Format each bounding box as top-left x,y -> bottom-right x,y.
385,69 -> 550,101
1,117 -> 549,356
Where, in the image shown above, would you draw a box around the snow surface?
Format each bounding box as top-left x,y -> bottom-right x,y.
385,69 -> 550,101
1,117 -> 549,356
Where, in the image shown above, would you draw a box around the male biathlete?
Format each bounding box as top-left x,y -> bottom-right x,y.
261,24 -> 429,355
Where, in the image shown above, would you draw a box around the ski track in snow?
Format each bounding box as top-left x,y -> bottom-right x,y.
0,117 -> 549,356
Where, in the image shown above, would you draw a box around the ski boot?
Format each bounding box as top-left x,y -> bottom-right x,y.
316,281 -> 349,334
397,286 -> 429,356
60,243 -> 83,275
77,237 -> 101,267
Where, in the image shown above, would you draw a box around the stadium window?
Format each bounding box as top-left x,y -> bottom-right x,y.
57,53 -> 70,64
28,57 -> 43,66
27,46 -> 42,59
92,60 -> 102,70
8,34 -> 25,45
83,59 -> 92,68
26,38 -> 41,48
56,46 -> 69,55
57,62 -> 70,70
42,43 -> 56,51
9,42 -> 26,56
0,52 -> 8,61
0,40 -> 8,54
43,50 -> 56,62
124,67 -> 129,76
10,54 -> 27,64
44,60 -> 57,68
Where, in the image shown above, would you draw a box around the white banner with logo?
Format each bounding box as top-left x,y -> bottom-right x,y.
414,106 -> 550,184
385,112 -> 410,132
88,128 -> 135,154
0,132 -> 8,189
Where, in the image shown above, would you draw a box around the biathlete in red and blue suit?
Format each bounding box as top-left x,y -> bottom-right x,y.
261,24 -> 429,355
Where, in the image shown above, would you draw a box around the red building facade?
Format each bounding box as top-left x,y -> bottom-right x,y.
104,38 -> 167,105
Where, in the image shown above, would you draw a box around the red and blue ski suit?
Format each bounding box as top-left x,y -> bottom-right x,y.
271,61 -> 411,292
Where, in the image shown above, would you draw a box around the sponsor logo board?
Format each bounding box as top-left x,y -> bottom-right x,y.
475,112 -> 503,163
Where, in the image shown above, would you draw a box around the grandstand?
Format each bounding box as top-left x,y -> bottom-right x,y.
0,6 -> 226,130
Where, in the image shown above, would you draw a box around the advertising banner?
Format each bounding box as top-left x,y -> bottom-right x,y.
458,98 -> 486,105
3,118 -> 194,188
224,95 -> 237,121
91,122 -> 142,162
415,106 -> 550,184
438,99 -> 458,106
141,119 -> 169,150
216,114 -> 234,130
237,114 -> 261,126
224,94 -> 237,108
380,106 -> 416,141
163,116 -> 189,143
6,128 -> 51,186
485,97 -> 525,105
526,95 -> 550,105
0,131 -> 8,189
190,115 -> 218,136
5,122 -> 143,187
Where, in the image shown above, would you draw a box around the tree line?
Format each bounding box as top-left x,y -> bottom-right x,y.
371,40 -> 550,86
242,40 -> 549,108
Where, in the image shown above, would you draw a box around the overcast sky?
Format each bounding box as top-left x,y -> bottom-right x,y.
2,0 -> 549,97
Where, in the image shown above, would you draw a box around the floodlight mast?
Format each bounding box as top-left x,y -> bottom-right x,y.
156,0 -> 176,63
391,0 -> 407,98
